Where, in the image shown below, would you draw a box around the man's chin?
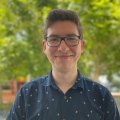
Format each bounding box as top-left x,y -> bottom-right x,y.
56,65 -> 74,71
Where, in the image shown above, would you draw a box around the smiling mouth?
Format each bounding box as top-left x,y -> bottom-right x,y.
55,55 -> 74,57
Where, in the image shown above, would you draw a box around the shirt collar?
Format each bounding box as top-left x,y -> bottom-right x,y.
72,70 -> 84,90
46,70 -> 84,90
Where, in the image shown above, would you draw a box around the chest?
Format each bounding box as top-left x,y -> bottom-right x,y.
25,89 -> 104,120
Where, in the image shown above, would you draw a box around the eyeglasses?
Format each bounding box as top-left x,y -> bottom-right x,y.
45,35 -> 81,47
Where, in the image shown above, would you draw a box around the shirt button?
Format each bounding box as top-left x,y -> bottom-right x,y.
64,96 -> 67,100
66,99 -> 69,102
69,96 -> 72,99
62,118 -> 66,120
75,110 -> 78,114
57,113 -> 60,116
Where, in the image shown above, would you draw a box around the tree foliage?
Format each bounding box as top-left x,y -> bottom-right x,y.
0,0 -> 120,90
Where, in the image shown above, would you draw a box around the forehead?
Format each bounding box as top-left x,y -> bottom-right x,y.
47,21 -> 79,36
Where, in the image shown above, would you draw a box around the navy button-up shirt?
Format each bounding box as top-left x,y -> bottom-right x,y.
7,71 -> 120,120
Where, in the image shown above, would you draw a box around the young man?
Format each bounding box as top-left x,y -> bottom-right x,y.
7,9 -> 119,120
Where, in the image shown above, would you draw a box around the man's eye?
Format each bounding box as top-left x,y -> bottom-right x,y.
49,38 -> 58,41
48,38 -> 59,43
67,37 -> 76,40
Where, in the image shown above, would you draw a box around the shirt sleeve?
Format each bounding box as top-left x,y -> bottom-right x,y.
6,88 -> 26,120
103,89 -> 120,120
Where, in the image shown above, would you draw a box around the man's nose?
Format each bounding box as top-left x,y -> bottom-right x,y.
58,40 -> 69,51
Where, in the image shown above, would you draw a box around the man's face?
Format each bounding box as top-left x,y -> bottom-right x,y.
42,21 -> 84,71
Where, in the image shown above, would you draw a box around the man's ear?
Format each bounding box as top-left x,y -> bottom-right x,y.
42,40 -> 46,54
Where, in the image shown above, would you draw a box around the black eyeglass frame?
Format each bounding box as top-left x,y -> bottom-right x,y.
45,35 -> 82,47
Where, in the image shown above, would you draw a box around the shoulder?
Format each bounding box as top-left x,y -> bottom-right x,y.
82,75 -> 111,98
82,76 -> 117,111
20,75 -> 49,93
81,75 -> 120,118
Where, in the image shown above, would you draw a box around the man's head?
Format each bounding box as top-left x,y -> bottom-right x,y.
43,9 -> 83,39
42,9 -> 84,72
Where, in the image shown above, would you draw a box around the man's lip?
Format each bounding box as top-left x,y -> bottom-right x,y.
55,55 -> 74,57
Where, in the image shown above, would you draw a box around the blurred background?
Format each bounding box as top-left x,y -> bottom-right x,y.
0,0 -> 120,119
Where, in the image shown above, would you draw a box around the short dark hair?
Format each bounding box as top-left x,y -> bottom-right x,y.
43,9 -> 83,39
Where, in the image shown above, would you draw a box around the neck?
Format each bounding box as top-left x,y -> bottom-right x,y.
52,67 -> 78,93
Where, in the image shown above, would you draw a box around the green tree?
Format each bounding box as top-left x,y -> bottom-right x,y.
0,0 -> 120,90
67,0 -> 120,88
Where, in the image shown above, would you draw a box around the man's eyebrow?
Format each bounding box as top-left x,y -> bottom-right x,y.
47,34 -> 60,37
66,34 -> 78,36
48,34 -> 78,37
